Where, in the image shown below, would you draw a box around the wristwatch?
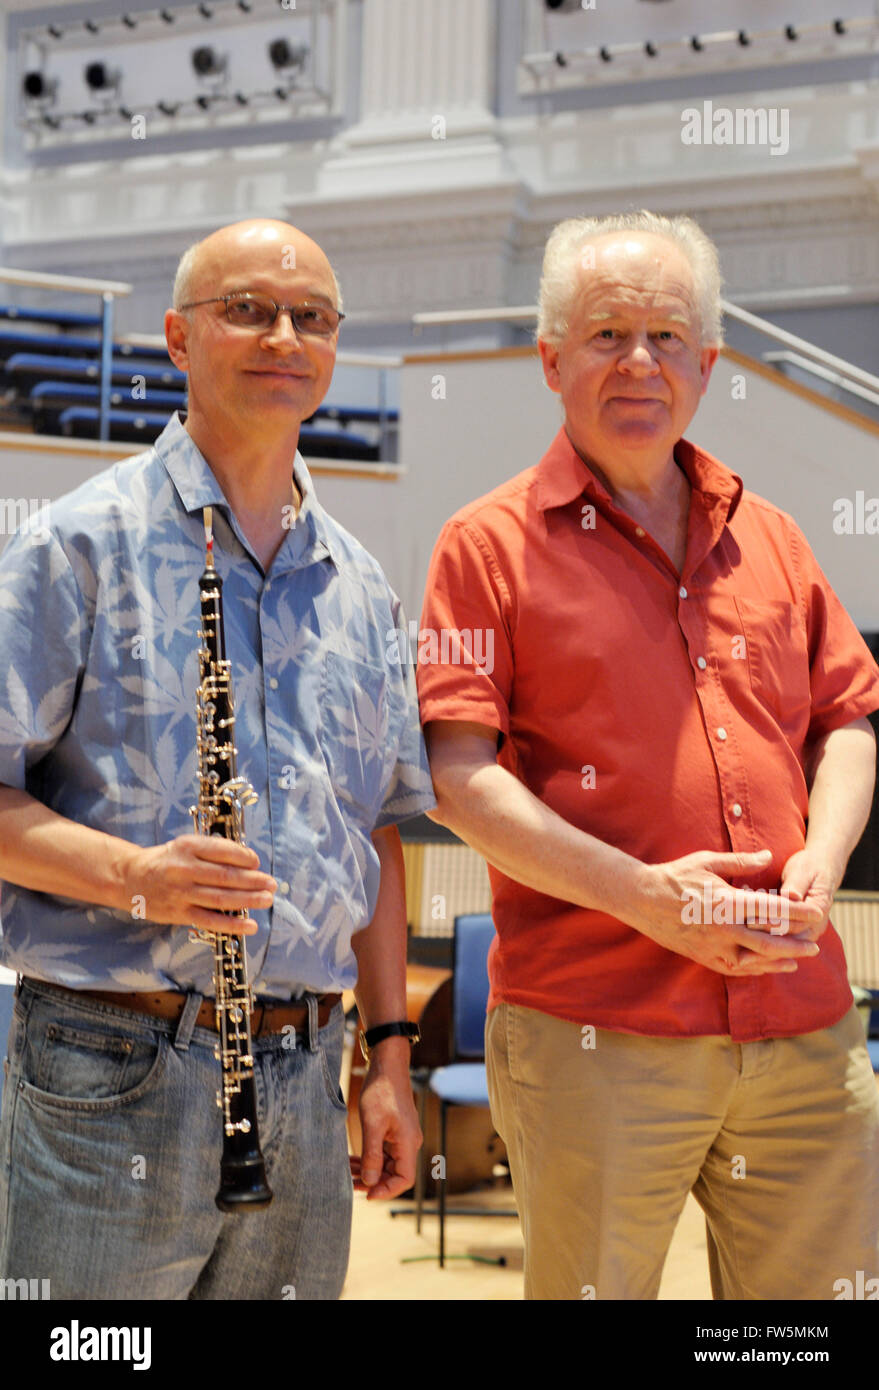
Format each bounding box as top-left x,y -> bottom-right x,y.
359,1021 -> 421,1061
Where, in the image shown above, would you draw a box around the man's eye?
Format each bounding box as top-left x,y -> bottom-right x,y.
232,299 -> 262,316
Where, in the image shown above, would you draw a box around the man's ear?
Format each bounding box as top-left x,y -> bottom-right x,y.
538,337 -> 562,395
164,307 -> 189,373
699,344 -> 720,396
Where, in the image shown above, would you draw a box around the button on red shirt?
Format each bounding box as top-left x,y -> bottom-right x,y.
417,428 -> 879,1041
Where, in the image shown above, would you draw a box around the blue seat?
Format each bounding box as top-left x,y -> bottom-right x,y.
0,304 -> 103,329
5,353 -> 184,390
58,406 -> 171,444
427,912 -> 514,1266
31,381 -> 186,432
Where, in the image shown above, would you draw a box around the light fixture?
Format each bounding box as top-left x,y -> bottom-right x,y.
84,61 -> 120,94
191,45 -> 226,78
268,38 -> 309,75
22,70 -> 58,105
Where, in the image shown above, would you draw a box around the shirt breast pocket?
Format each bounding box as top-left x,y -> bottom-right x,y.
319,651 -> 390,823
733,595 -> 811,731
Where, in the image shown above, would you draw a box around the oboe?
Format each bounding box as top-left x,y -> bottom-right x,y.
190,506 -> 273,1213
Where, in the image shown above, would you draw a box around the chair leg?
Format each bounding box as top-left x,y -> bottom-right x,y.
414,1079 -> 427,1235
439,1099 -> 447,1269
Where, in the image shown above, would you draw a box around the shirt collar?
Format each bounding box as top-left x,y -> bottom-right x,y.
535,425 -> 743,522
153,412 -> 340,571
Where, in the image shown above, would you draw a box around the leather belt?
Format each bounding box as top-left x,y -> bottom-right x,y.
24,979 -> 341,1040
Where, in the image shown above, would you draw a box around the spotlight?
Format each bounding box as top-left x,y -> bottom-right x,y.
644,41 -> 658,57
785,25 -> 798,40
158,100 -> 179,116
84,19 -> 100,33
833,19 -> 847,35
160,8 -> 175,21
191,45 -> 226,78
738,30 -> 751,46
85,61 -> 119,93
598,46 -> 612,62
268,38 -> 309,73
23,70 -> 52,100
198,3 -> 213,16
690,35 -> 703,52
122,14 -> 137,28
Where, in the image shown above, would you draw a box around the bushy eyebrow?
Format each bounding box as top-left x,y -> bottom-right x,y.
587,309 -> 691,326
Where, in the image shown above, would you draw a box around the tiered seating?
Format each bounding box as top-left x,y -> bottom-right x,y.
0,300 -> 398,459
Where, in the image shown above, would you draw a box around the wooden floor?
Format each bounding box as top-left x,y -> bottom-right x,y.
341,1183 -> 712,1301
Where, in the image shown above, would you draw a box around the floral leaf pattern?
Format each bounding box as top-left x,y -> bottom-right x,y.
0,415 -> 434,994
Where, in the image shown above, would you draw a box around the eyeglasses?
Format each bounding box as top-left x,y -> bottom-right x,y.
180,292 -> 345,337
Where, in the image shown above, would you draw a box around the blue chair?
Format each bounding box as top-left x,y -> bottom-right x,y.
427,912 -> 515,1267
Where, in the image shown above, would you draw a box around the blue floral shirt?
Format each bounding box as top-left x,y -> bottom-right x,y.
0,415 -> 434,996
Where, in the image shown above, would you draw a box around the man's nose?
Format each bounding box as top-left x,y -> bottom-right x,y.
618,335 -> 660,372
263,310 -> 305,349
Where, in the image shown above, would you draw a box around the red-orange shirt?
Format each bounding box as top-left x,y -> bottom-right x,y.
417,428 -> 879,1041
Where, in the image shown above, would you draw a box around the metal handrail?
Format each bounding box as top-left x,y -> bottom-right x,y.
0,267 -> 132,297
721,301 -> 879,395
763,352 -> 879,410
0,265 -> 134,441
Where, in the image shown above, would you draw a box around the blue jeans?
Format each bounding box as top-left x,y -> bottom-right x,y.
0,979 -> 352,1300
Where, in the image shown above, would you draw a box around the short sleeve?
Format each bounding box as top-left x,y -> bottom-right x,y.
791,522 -> 879,739
416,517 -> 514,735
374,594 -> 436,828
0,524 -> 89,787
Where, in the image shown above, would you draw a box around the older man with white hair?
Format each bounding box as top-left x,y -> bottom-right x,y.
417,211 -> 879,1300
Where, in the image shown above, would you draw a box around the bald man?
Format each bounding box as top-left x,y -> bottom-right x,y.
0,220 -> 434,1299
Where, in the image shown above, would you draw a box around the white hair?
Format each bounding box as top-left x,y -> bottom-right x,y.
537,210 -> 724,348
171,234 -> 344,312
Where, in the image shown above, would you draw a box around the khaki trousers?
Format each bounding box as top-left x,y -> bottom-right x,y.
485,1002 -> 879,1301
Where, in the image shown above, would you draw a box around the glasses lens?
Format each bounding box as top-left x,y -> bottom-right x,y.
292,304 -> 340,337
225,294 -> 275,328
